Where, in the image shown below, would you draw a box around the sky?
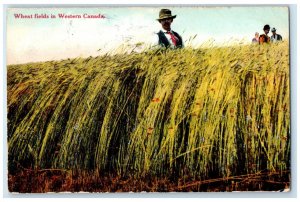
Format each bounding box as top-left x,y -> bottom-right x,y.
6,7 -> 289,64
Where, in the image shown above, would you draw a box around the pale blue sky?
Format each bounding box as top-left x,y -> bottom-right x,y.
7,7 -> 289,64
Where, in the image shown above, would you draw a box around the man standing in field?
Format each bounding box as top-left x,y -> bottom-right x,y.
259,24 -> 271,44
270,27 -> 283,42
156,9 -> 183,49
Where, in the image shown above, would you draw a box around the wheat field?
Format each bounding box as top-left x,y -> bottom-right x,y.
7,41 -> 290,192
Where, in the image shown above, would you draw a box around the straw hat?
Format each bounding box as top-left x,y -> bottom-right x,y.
157,9 -> 176,21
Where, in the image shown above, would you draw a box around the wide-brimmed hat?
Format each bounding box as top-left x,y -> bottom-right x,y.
263,24 -> 270,30
157,9 -> 176,21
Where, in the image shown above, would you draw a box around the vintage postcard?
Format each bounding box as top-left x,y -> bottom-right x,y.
6,6 -> 290,193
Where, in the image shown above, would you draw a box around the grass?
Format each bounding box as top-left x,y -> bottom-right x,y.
7,41 -> 290,192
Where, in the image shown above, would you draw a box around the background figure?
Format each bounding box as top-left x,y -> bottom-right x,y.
252,32 -> 259,43
271,27 -> 283,42
259,24 -> 270,44
156,9 -> 183,49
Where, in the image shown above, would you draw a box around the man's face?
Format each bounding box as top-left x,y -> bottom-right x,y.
264,29 -> 270,35
159,18 -> 173,31
272,31 -> 276,36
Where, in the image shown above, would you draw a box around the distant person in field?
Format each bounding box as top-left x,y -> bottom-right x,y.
259,24 -> 271,44
270,27 -> 283,42
252,32 -> 259,43
155,9 -> 183,49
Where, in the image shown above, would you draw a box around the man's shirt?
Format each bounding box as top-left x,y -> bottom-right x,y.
259,34 -> 270,44
153,29 -> 183,48
271,34 -> 282,42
